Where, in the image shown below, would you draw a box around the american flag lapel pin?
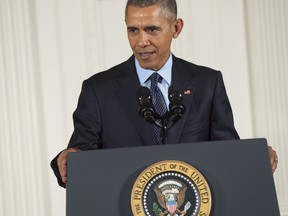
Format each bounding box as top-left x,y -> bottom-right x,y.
183,89 -> 191,95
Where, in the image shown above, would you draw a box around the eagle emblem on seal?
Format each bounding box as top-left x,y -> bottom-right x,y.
153,180 -> 191,216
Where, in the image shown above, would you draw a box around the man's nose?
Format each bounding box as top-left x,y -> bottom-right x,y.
137,31 -> 150,47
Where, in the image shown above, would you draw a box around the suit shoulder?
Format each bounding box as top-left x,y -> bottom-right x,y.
174,56 -> 222,79
175,58 -> 220,75
85,56 -> 135,84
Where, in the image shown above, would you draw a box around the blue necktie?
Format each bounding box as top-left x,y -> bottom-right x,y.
150,73 -> 167,144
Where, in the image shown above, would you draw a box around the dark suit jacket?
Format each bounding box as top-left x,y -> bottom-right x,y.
51,55 -> 239,187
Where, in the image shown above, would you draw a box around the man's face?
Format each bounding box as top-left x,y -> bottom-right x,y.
125,5 -> 179,71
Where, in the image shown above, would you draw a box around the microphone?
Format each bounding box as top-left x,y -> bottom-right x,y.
137,86 -> 185,145
136,87 -> 155,123
168,85 -> 185,119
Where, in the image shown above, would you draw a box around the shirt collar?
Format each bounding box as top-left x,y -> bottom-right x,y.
135,54 -> 172,85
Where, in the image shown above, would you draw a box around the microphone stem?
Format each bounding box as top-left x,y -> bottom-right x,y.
161,125 -> 168,144
160,114 -> 182,144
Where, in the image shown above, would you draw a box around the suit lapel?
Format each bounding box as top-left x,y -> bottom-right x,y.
168,56 -> 196,144
114,56 -> 155,146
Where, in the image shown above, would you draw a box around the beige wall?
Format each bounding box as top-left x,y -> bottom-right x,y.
0,0 -> 287,215
245,0 -> 288,214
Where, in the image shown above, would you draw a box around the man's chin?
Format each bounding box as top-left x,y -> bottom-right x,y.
136,59 -> 158,71
138,62 -> 158,71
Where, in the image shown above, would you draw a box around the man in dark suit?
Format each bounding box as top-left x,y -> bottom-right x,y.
51,0 -> 278,188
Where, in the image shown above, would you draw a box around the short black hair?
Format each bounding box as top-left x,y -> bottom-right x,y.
125,0 -> 177,21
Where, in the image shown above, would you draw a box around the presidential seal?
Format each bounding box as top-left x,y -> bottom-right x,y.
131,160 -> 212,216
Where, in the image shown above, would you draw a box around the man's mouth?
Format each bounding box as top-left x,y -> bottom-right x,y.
137,51 -> 155,60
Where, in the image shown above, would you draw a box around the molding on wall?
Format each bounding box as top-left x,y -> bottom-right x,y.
81,0 -> 105,76
0,0 -> 50,215
244,0 -> 288,214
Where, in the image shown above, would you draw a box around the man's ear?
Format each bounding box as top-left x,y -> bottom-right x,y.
172,18 -> 184,39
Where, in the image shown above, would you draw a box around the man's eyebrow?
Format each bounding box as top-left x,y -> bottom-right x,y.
127,26 -> 138,30
144,26 -> 161,31
127,25 -> 161,31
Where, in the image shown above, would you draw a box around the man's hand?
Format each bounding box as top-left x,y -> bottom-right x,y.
57,148 -> 79,184
268,146 -> 278,173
